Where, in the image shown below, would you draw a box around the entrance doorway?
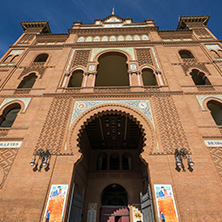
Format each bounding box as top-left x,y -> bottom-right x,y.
68,111 -> 154,222
100,184 -> 129,222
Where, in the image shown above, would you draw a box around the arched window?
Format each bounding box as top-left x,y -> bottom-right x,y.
97,153 -> 107,170
68,70 -> 83,87
211,50 -> 220,57
10,55 -> 19,63
207,100 -> 222,125
96,52 -> 129,87
17,73 -> 37,88
3,55 -> 13,63
190,69 -> 211,85
179,50 -> 194,59
33,54 -> 48,63
0,104 -> 21,127
142,68 -> 157,86
110,153 -> 119,170
122,153 -> 132,170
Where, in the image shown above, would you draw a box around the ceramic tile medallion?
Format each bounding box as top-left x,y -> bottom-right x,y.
70,100 -> 154,128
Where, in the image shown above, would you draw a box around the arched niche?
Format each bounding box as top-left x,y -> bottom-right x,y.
0,103 -> 21,127
190,69 -> 211,85
101,184 -> 128,206
17,73 -> 37,89
207,100 -> 222,125
68,70 -> 83,87
95,52 -> 129,87
142,68 -> 157,86
179,50 -> 194,59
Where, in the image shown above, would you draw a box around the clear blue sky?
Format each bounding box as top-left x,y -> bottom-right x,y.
0,0 -> 221,58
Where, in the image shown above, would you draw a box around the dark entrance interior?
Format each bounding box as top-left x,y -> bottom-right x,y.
68,111 -> 154,222
100,184 -> 129,222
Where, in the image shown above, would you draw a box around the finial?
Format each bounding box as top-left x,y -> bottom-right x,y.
112,6 -> 114,15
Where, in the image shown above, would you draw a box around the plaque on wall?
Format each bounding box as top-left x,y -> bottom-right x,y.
87,203 -> 97,222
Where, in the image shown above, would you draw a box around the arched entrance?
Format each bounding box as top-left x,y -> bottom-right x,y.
68,109 -> 155,222
100,184 -> 129,222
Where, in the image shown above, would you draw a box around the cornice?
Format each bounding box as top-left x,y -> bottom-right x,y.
68,26 -> 158,34
1,89 -> 221,99
8,39 -> 221,51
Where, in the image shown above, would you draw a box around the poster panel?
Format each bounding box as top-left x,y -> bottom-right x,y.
43,184 -> 68,222
154,184 -> 178,222
132,205 -> 143,222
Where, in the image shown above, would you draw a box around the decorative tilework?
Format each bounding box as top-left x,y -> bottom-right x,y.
0,98 -> 31,113
70,100 -> 154,128
10,50 -> 24,55
196,95 -> 222,110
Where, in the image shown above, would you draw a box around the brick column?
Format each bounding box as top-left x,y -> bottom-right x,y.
92,71 -> 97,87
136,71 -> 141,86
156,70 -> 164,86
128,71 -> 132,86
83,72 -> 89,87
62,72 -> 70,87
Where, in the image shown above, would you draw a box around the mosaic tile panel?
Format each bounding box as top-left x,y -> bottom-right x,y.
70,100 -> 154,128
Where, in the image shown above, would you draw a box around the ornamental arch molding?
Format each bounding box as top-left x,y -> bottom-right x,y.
196,95 -> 222,111
65,103 -> 157,162
91,48 -> 134,62
0,98 -> 31,114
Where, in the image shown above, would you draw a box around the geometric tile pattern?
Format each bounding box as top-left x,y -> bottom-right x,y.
35,96 -> 72,154
152,95 -> 190,154
71,50 -> 90,68
0,148 -> 18,189
136,48 -> 153,66
208,147 -> 222,179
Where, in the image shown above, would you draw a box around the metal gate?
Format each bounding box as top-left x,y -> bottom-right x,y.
68,184 -> 84,222
140,185 -> 155,222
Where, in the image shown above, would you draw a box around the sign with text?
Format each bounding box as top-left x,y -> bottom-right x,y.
154,184 -> 178,222
0,141 -> 22,148
204,140 -> 222,147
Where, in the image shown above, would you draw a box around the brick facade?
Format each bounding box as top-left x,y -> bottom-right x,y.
0,15 -> 222,222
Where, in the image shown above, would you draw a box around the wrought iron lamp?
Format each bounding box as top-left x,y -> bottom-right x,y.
30,149 -> 51,172
174,148 -> 194,172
